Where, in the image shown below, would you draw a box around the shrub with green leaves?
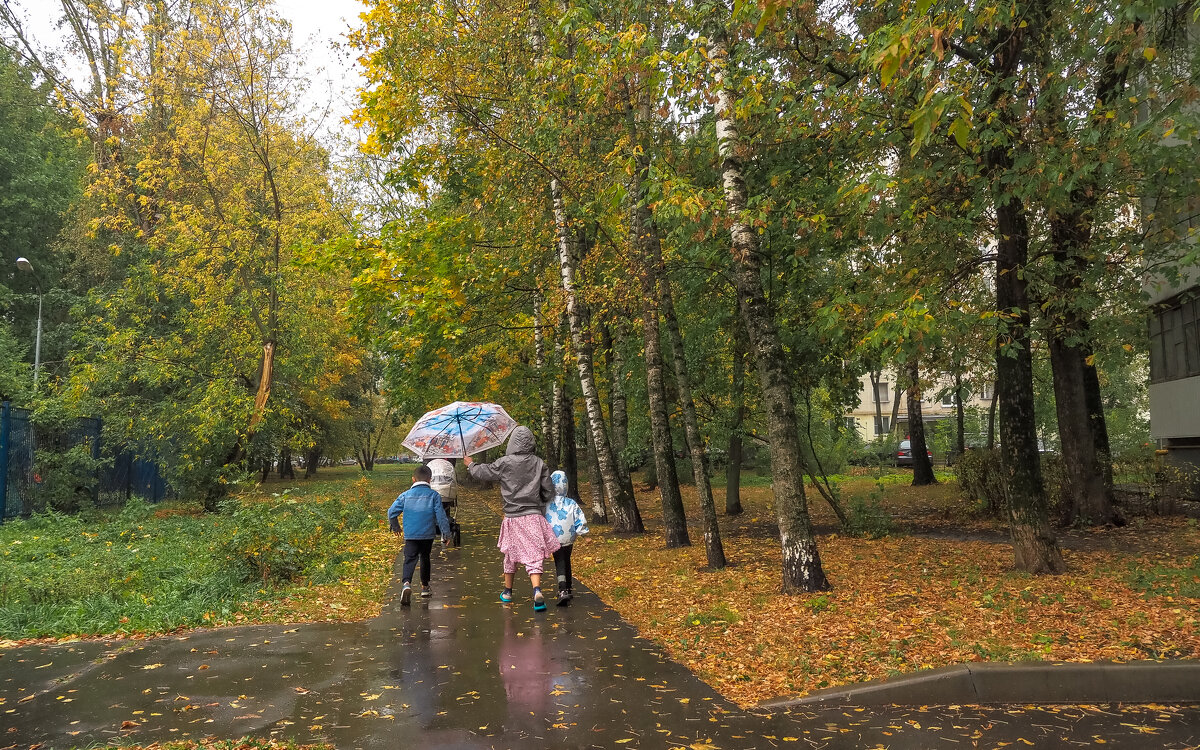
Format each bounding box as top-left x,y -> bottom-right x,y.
956,448 -> 1006,515
219,494 -> 371,585
0,493 -> 372,639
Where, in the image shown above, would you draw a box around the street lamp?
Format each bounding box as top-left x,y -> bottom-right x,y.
15,257 -> 42,390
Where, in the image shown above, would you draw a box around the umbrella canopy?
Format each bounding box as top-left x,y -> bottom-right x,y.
402,401 -> 517,459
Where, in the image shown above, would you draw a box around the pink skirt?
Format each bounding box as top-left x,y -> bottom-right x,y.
498,514 -> 561,574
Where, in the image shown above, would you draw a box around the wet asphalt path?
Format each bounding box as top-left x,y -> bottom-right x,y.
3,504 -> 1199,749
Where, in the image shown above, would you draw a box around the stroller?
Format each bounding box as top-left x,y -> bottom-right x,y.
429,458 -> 462,547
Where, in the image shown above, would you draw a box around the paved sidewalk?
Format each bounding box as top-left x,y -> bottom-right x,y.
2,504 -> 1198,749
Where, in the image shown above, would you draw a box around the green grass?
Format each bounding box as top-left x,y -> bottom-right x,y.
0,475 -> 379,640
1125,557 -> 1200,599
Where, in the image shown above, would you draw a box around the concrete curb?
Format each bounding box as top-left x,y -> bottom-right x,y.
760,660 -> 1200,709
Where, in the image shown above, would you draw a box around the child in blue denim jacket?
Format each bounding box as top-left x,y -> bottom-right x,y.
388,464 -> 451,606
545,470 -> 589,605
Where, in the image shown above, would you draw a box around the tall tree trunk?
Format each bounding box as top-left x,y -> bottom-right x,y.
1040,22 -> 1134,525
726,314 -> 746,515
888,382 -> 902,437
987,385 -> 998,450
549,326 -> 565,471
979,8 -> 1066,574
712,29 -> 829,592
661,261 -> 726,566
534,289 -> 553,456
989,153 -> 1066,574
906,360 -> 936,486
304,445 -> 320,479
553,179 -> 643,533
280,445 -> 295,479
955,370 -> 966,456
1082,361 -> 1114,489
603,323 -> 634,498
1049,332 -> 1116,525
630,182 -> 689,548
584,408 -> 609,524
559,388 -> 579,502
1047,215 -> 1118,526
622,78 -> 689,548
869,369 -> 884,439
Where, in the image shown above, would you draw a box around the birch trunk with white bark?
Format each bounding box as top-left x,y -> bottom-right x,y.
711,31 -> 829,592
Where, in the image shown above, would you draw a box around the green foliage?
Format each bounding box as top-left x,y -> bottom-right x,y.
956,449 -> 1007,515
26,399 -> 105,514
844,486 -> 894,539
0,490 -> 370,639
1125,555 -> 1200,600
0,47 -> 85,398
220,492 -> 372,585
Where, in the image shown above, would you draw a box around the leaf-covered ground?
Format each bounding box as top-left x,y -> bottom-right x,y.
574,474 -> 1200,707
87,741 -> 330,750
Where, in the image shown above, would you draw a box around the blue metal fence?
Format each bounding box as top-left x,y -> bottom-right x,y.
0,401 -> 170,521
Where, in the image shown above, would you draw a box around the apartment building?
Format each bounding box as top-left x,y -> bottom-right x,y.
843,370 -> 994,443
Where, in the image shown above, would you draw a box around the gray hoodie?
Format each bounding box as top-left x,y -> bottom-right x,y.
467,426 -> 554,517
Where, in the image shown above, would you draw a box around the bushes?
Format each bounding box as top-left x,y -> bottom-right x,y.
956,449 -> 1006,514
220,493 -> 371,585
0,492 -> 373,639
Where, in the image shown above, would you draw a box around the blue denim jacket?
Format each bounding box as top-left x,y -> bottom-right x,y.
387,483 -> 450,540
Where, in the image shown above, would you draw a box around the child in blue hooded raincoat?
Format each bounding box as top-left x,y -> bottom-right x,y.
545,470 -> 589,605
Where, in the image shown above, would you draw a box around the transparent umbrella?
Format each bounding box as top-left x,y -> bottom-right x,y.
402,401 -> 517,459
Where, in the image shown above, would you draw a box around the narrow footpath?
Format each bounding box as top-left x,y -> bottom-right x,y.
2,504 -> 1197,749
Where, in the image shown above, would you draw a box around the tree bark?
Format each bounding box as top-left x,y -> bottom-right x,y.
552,178 -> 643,533
712,29 -> 829,592
661,257 -> 726,567
304,445 -> 320,478
989,155 -> 1066,574
534,289 -> 553,457
630,183 -> 690,549
280,445 -> 296,479
1047,217 -> 1118,526
888,382 -> 902,437
977,6 -> 1066,574
987,385 -> 998,450
725,314 -> 746,515
603,323 -> 635,498
549,325 -> 565,471
955,370 -> 966,456
584,406 -> 609,524
559,387 -> 579,502
1049,332 -> 1117,525
906,359 -> 937,486
869,369 -> 884,440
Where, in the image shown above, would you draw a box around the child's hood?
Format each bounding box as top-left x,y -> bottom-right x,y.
506,425 -> 536,455
551,470 -> 568,497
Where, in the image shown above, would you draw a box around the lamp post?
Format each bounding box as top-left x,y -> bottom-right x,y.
15,257 -> 42,390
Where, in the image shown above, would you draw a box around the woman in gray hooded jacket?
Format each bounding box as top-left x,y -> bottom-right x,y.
464,426 -> 560,611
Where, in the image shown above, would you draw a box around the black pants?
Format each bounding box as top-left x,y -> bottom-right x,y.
402,539 -> 434,586
553,544 -> 573,590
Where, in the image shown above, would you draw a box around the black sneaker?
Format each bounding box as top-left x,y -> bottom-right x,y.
421,585 -> 432,598
556,589 -> 570,607
400,583 -> 412,606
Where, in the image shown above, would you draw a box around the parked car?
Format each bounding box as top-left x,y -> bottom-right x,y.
895,439 -> 932,467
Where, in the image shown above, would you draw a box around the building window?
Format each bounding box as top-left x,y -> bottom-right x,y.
1150,292 -> 1200,384
941,391 -> 958,408
979,382 -> 995,401
843,417 -> 858,435
874,381 -> 889,404
874,416 -> 891,435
